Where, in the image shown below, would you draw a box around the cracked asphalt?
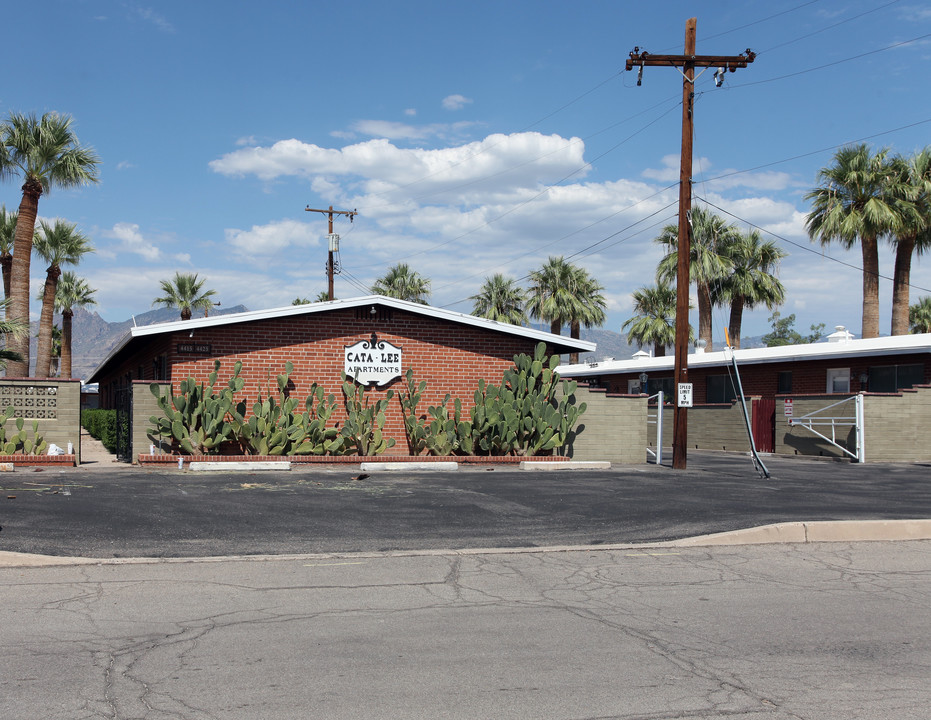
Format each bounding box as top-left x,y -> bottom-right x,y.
2,453 -> 930,718
2,541 -> 929,719
1,452 -> 930,558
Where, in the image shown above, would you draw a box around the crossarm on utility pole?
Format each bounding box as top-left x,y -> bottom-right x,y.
305,205 -> 358,300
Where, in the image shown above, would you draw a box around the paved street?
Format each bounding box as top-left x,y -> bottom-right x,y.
2,452 -> 930,558
2,541 -> 929,719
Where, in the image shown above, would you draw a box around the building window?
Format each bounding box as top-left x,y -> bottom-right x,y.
826,368 -> 850,394
707,374 -> 738,404
777,370 -> 792,394
868,363 -> 924,393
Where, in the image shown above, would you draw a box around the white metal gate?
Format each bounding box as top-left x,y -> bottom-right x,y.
787,394 -> 865,462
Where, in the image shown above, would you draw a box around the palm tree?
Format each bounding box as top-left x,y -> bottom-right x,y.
33,220 -> 94,378
717,230 -> 787,348
470,274 -> 527,325
622,281 -> 693,357
0,206 -> 17,300
371,263 -> 431,303
55,272 -> 96,379
805,144 -> 901,339
527,257 -> 606,363
0,112 -> 100,376
889,148 -> 931,335
567,266 -> 606,363
153,272 -> 217,320
0,298 -> 28,369
527,256 -> 577,336
655,207 -> 735,351
909,296 -> 931,334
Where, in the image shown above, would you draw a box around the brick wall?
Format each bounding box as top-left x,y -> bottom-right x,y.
0,379 -> 81,462
589,352 -> 931,401
100,309 -> 549,456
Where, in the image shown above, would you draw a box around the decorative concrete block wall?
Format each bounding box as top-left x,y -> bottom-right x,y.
862,385 -> 931,462
0,379 -> 82,462
133,380 -> 170,462
565,386 -> 647,463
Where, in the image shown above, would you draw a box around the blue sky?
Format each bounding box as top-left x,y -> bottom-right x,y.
3,0 -> 931,348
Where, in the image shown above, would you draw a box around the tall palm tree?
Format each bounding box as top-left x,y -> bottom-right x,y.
805,144 -> 901,339
370,263 -> 431,304
717,230 -> 787,348
621,281 -> 693,357
153,272 -> 217,320
889,148 -> 931,335
0,206 -> 17,300
909,296 -> 931,334
655,206 -> 735,351
527,256 -> 577,336
0,112 -> 100,377
55,272 -> 97,379
33,220 -> 94,378
0,297 -> 28,369
567,266 -> 606,363
470,274 -> 527,325
527,257 -> 606,363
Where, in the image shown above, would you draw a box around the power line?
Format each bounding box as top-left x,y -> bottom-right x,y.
728,31 -> 931,89
695,195 -> 931,294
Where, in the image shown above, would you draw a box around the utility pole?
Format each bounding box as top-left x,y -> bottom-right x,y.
626,18 -> 754,469
305,205 -> 358,300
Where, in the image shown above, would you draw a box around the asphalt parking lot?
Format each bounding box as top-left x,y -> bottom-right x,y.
2,451 -> 929,559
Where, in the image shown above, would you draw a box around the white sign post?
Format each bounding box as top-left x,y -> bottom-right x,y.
344,338 -> 403,387
677,382 -> 693,408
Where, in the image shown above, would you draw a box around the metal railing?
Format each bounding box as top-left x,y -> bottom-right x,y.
646,390 -> 664,465
787,394 -> 865,463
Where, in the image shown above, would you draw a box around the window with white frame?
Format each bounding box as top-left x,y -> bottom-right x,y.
826,368 -> 850,394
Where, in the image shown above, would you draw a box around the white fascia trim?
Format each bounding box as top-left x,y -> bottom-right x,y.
558,334 -> 931,377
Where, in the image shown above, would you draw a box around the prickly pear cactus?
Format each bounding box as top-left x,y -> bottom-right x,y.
0,406 -> 49,455
340,372 -> 396,456
148,360 -> 244,454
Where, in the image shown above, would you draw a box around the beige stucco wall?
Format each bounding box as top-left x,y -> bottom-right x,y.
0,379 -> 82,463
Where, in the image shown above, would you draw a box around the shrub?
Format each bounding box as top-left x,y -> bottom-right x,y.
82,408 -> 117,453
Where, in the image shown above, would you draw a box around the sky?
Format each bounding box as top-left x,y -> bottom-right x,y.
3,0 -> 931,350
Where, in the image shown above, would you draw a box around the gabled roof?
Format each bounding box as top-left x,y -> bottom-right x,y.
557,333 -> 931,378
89,295 -> 596,382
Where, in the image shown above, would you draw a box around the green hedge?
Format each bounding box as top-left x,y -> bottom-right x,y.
81,409 -> 117,453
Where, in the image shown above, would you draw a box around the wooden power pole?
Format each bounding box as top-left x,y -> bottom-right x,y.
626,18 -> 754,469
305,205 -> 358,300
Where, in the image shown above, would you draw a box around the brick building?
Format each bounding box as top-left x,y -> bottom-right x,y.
558,328 -> 931,401
558,328 -> 931,458
88,295 -> 594,456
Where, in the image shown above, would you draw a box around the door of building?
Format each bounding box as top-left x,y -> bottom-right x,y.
751,397 -> 775,453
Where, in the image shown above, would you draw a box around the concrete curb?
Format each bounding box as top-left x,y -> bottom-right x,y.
520,460 -> 611,471
188,461 -> 292,472
361,461 -> 459,471
2,519 -> 929,568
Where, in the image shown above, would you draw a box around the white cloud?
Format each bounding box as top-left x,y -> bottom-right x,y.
104,222 -> 161,261
135,6 -> 174,32
115,160 -> 134,171
223,218 -> 320,259
442,94 -> 473,111
404,108 -> 417,117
